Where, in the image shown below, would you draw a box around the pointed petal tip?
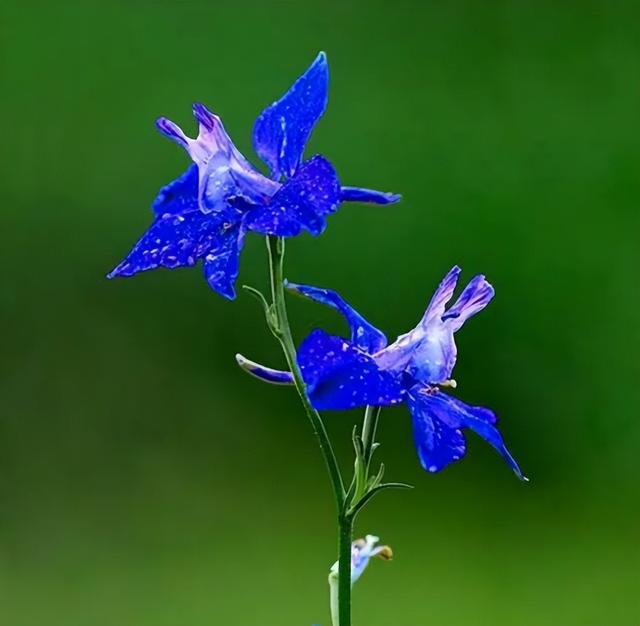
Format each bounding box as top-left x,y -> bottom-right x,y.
339,187 -> 401,205
311,51 -> 328,71
219,288 -> 237,301
313,50 -> 329,73
284,279 -> 304,296
155,117 -> 174,133
192,102 -> 217,130
106,263 -> 125,279
155,117 -> 189,147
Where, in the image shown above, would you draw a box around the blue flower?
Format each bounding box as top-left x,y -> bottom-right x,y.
239,268 -> 525,478
108,53 -> 400,299
288,267 -> 526,479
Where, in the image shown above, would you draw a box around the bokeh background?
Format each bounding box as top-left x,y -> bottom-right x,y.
1,1 -> 639,624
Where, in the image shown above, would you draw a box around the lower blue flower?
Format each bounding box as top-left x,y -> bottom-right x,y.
287,271 -> 526,479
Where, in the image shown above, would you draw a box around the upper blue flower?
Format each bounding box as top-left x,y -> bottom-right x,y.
108,52 -> 400,299
286,267 -> 525,479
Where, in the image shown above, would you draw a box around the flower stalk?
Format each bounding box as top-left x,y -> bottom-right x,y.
265,235 -> 352,625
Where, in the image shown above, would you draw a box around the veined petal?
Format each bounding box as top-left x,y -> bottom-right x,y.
409,387 -> 525,479
202,223 -> 245,299
285,281 -> 387,353
419,265 -> 462,327
253,52 -> 329,179
156,104 -> 278,214
340,186 -> 401,205
442,274 -> 495,330
297,330 -> 404,410
244,156 -> 340,237
375,267 -> 494,384
374,267 -> 462,375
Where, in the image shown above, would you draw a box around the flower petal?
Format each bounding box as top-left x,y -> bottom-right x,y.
202,223 -> 245,299
407,272 -> 494,381
253,52 -> 329,179
375,267 -> 494,384
244,156 -> 340,237
108,210 -> 244,299
151,165 -> 200,217
340,186 -> 401,205
156,104 -> 278,214
297,330 -> 404,410
108,211 -> 223,278
235,354 -> 294,385
285,281 -> 387,353
351,535 -> 391,583
442,274 -> 495,330
374,267 -> 461,376
409,388 -> 525,479
407,388 -> 467,473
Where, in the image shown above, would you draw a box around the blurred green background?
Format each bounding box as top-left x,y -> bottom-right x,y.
1,1 -> 639,624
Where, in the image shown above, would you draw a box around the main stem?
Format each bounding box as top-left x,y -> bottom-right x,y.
338,513 -> 353,626
265,236 -> 352,626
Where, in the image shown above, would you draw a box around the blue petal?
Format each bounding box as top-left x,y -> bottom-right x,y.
375,267 -> 495,385
244,156 -> 340,237
108,210 -> 244,299
151,165 -> 199,217
253,52 -> 329,179
441,274 -> 495,329
374,266 -> 461,378
235,354 -> 294,385
419,265 -> 462,326
202,223 -> 245,299
408,387 -> 525,479
407,389 -> 467,473
285,281 -> 387,353
340,186 -> 401,205
156,104 -> 278,214
297,330 -> 404,410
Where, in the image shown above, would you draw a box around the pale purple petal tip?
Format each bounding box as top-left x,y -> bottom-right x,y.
443,275 -> 495,328
155,117 -> 189,149
192,102 -> 216,130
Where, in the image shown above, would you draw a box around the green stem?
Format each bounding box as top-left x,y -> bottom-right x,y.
337,513 -> 353,626
265,236 -> 345,508
266,235 -> 354,625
